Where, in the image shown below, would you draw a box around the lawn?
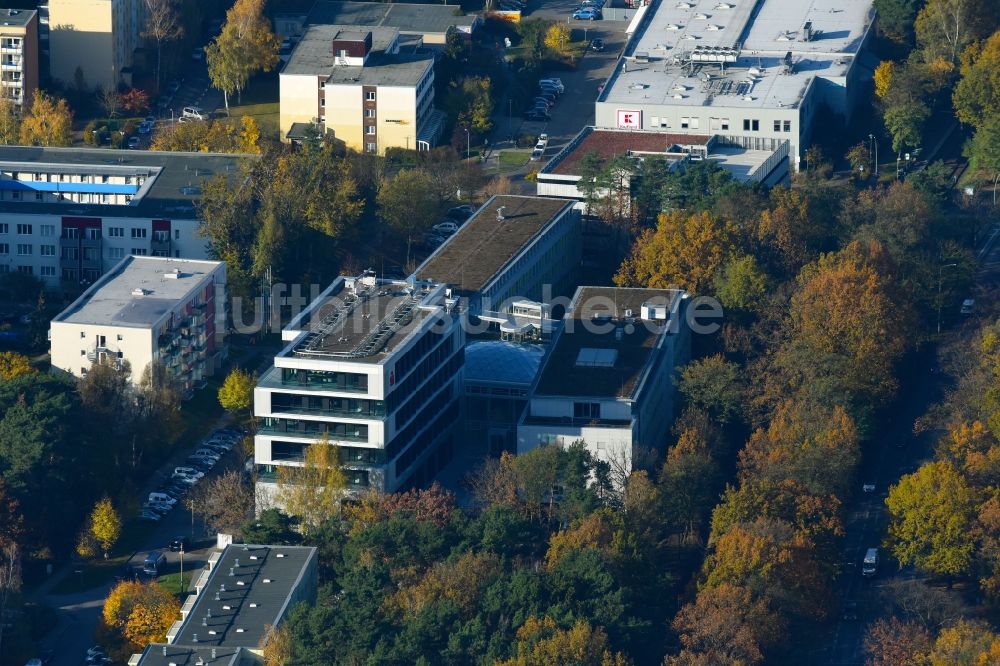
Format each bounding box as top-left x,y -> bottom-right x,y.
156,570 -> 194,600
499,149 -> 531,167
218,72 -> 280,138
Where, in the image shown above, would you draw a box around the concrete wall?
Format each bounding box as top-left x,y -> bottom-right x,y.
49,0 -> 139,90
324,83 -> 364,151
376,86 -> 419,151
279,73 -> 321,138
50,321 -> 152,381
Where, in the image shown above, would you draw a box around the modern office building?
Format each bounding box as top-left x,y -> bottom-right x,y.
49,0 -> 143,90
132,544 -> 318,664
276,0 -> 481,45
595,0 -> 875,169
254,274 -> 465,497
0,146 -> 246,296
49,256 -> 227,395
537,126 -> 789,201
415,195 -> 581,316
0,9 -> 38,110
279,25 -> 442,152
255,195 -> 584,504
517,287 -> 690,478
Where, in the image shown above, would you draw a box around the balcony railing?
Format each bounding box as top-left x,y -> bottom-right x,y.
258,423 -> 369,443
269,401 -> 387,419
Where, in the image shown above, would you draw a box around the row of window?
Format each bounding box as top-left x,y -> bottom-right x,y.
3,170 -> 144,185
0,224 -> 176,240
0,265 -> 56,277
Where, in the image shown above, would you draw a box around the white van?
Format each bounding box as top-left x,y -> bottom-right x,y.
862,548 -> 878,577
181,106 -> 208,120
148,492 -> 176,506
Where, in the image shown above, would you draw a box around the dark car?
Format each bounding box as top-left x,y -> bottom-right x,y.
447,204 -> 475,220
169,536 -> 189,552
842,601 -> 859,621
591,38 -> 605,51
524,110 -> 550,121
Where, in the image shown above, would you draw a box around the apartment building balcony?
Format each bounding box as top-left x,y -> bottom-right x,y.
0,46 -> 22,55
86,344 -> 121,364
269,396 -> 388,420
80,237 -> 102,250
258,419 -> 369,443
81,256 -> 102,270
150,239 -> 171,255
0,59 -> 21,70
0,78 -> 21,88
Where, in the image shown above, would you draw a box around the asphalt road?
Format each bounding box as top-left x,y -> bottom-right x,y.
816,222 -> 1000,665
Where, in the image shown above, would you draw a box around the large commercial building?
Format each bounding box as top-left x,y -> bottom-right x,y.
596,0 -> 875,169
279,25 -> 442,152
0,146 -> 245,296
49,256 -> 227,395
0,9 -> 38,110
133,544 -> 318,664
255,274 -> 464,497
518,287 -> 690,477
48,0 -> 143,90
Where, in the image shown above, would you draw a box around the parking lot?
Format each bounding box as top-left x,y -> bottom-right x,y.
37,425 -> 248,666
512,5 -> 629,152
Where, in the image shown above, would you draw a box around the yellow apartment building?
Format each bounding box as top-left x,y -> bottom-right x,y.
279,25 -> 443,153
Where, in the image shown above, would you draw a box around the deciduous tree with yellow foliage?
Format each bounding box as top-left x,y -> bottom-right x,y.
496,616 -> 632,666
102,581 -> 179,654
19,91 -> 72,147
0,352 -> 35,382
275,437 -> 347,531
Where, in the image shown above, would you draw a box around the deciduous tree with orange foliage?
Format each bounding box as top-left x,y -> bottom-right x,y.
102,581 -> 179,655
614,210 -> 736,294
784,241 -> 912,407
668,583 -> 783,666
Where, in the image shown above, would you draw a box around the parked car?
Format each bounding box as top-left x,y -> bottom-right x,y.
137,121 -> 151,134
573,8 -> 601,20
433,221 -> 459,235
174,466 -> 203,478
524,110 -> 550,121
536,91 -> 558,102
842,601 -> 858,621
127,136 -> 141,149
447,204 -> 475,220
539,78 -> 564,92
530,148 -> 545,161
182,106 -> 208,120
425,233 -> 448,248
169,536 -> 189,552
591,38 -> 605,51
139,510 -> 162,521
142,502 -> 171,515
191,47 -> 205,60
961,298 -> 975,315
194,448 -> 222,460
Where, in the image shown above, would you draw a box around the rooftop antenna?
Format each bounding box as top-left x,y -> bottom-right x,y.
496,206 -> 506,221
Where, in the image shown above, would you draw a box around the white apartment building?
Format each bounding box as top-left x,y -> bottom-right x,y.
254,274 -> 465,496
0,146 -> 246,297
49,0 -> 143,89
49,256 -> 228,396
280,25 -> 442,152
518,287 -> 690,478
0,9 -> 38,109
596,0 -> 875,169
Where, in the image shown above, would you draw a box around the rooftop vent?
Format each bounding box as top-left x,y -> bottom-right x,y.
694,12 -> 709,19
131,288 -> 149,297
163,268 -> 182,280
800,20 -> 813,41
641,301 -> 668,321
496,206 -> 506,221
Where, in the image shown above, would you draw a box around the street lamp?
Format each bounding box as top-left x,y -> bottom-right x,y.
868,133 -> 878,176
179,543 -> 184,595
937,262 -> 958,334
464,127 -> 470,160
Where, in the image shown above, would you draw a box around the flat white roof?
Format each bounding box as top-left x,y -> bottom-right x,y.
53,256 -> 223,328
601,0 -> 873,111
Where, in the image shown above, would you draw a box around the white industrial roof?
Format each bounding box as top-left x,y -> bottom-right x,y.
53,256 -> 223,328
601,0 -> 874,110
